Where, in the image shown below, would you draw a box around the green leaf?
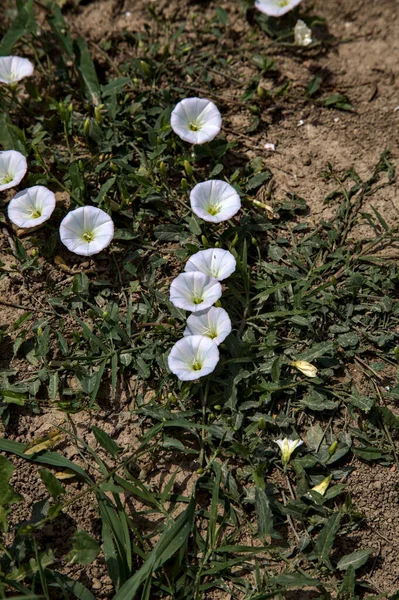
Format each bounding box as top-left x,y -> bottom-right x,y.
246,170 -> 271,191
346,387 -> 373,412
337,548 -> 373,571
74,37 -> 101,106
0,0 -> 35,56
314,511 -> 341,569
272,572 -> 320,589
113,495 -> 196,600
0,437 -> 91,482
0,113 -> 26,153
92,425 -> 122,459
0,455 -> 23,506
255,487 -> 278,539
338,565 -> 355,599
67,529 -> 101,565
38,468 -> 65,500
305,75 -> 322,97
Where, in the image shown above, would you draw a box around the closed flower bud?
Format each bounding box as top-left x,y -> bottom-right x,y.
181,177 -> 188,191
84,118 -> 90,136
94,105 -> 104,124
140,60 -> 150,77
291,360 -> 318,378
184,160 -> 193,179
311,475 -> 332,496
159,161 -> 167,177
328,440 -> 338,456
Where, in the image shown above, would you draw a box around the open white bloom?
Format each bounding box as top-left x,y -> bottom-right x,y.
275,437 -> 303,464
294,20 -> 312,46
0,56 -> 34,84
184,307 -> 231,346
170,98 -> 222,144
291,360 -> 318,378
8,186 -> 55,228
59,206 -> 114,256
190,180 -> 241,223
0,150 -> 27,192
185,248 -> 236,281
255,0 -> 302,18
168,335 -> 219,381
170,272 -> 222,313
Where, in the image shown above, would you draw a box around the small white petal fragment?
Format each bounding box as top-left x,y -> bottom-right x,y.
8,186 -> 56,228
168,335 -> 219,381
169,272 -> 222,313
184,307 -> 232,346
310,475 -> 332,496
0,150 -> 27,192
190,180 -> 241,223
255,0 -> 303,18
294,20 -> 312,46
291,360 -> 318,378
297,119 -> 305,127
170,97 -> 222,145
275,437 -> 303,464
264,142 -> 276,151
0,56 -> 34,84
59,206 -> 114,257
185,248 -> 236,281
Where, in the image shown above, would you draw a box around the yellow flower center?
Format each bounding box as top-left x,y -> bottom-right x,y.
192,360 -> 203,371
279,0 -> 289,6
207,204 -> 220,216
189,122 -> 200,131
30,209 -> 42,219
192,295 -> 204,305
82,231 -> 95,242
0,174 -> 13,184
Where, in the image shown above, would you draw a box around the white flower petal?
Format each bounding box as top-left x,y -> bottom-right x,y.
0,150 -> 27,191
190,180 -> 241,223
275,437 -> 303,463
169,272 -> 222,313
171,97 -> 222,144
59,206 -> 114,256
168,335 -> 219,381
185,248 -> 236,281
184,307 -> 231,345
0,56 -> 34,84
294,20 -> 312,46
8,186 -> 55,228
255,0 -> 302,17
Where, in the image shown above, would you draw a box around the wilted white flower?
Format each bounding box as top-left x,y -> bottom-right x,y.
8,186 -> 55,228
184,307 -> 231,346
169,272 -> 222,313
185,248 -> 236,281
294,19 -> 312,46
291,360 -> 318,378
170,97 -> 222,144
264,142 -> 276,151
255,0 -> 302,17
310,475 -> 332,496
0,150 -> 27,192
275,437 -> 303,464
59,206 -> 114,256
0,56 -> 34,84
190,180 -> 241,223
168,335 -> 220,381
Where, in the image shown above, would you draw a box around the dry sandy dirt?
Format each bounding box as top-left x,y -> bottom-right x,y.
1,0 -> 399,597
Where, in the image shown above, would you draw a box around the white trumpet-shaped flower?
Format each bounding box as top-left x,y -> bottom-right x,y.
8,186 -> 55,228
170,97 -> 222,144
0,56 -> 34,84
275,437 -> 303,464
168,335 -> 219,381
185,248 -> 236,281
294,20 -> 312,46
0,150 -> 27,192
255,0 -> 302,18
184,307 -> 232,346
190,180 -> 241,223
59,206 -> 114,256
170,272 -> 222,313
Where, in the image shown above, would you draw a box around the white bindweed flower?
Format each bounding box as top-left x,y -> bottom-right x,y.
255,0 -> 302,18
291,360 -> 318,378
185,248 -> 236,281
59,206 -> 114,256
0,56 -> 34,84
0,150 -> 27,192
170,97 -> 222,144
310,475 -> 332,497
8,186 -> 55,228
168,335 -> 219,381
184,307 -> 232,346
294,20 -> 312,46
169,272 -> 222,313
190,180 -> 241,223
275,437 -> 303,464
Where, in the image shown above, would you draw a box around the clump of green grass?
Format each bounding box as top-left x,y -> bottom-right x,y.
0,1 -> 398,599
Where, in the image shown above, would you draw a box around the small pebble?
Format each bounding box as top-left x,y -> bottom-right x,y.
92,578 -> 102,590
